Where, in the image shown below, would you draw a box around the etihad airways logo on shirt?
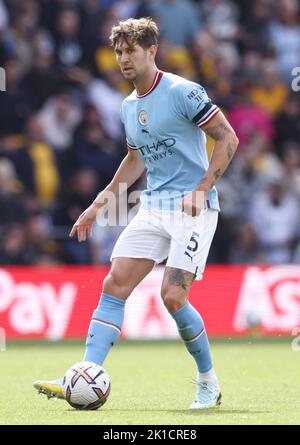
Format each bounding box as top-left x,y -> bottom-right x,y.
138,138 -> 176,161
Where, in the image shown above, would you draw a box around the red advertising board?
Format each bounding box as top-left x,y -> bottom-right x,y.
0,265 -> 299,339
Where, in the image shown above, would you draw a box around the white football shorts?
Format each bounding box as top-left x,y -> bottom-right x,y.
111,207 -> 218,280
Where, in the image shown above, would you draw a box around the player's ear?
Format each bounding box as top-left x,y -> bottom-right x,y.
148,45 -> 157,60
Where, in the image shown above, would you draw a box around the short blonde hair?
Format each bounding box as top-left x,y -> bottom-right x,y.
110,17 -> 159,49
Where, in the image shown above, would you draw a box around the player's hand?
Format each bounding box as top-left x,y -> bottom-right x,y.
69,203 -> 99,242
180,190 -> 207,217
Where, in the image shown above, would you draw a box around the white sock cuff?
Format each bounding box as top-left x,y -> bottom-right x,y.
198,368 -> 218,384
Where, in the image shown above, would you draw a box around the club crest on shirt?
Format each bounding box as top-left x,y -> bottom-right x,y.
138,110 -> 148,125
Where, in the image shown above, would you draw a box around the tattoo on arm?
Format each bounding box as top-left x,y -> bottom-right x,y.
201,120 -> 237,188
204,123 -> 231,141
213,168 -> 222,182
166,268 -> 195,291
227,142 -> 234,161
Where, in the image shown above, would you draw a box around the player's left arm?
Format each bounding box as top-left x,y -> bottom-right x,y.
181,110 -> 239,216
198,110 -> 239,191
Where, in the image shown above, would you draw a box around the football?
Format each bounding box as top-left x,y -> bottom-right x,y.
62,361 -> 111,410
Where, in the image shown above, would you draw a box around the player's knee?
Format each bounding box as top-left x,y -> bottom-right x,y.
103,272 -> 131,300
161,287 -> 185,313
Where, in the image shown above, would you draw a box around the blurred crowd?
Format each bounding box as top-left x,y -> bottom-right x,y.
0,0 -> 300,266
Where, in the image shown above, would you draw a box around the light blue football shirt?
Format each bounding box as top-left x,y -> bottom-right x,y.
120,71 -> 220,212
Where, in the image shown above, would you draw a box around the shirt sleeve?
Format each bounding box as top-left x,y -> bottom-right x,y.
120,101 -> 137,149
172,81 -> 220,127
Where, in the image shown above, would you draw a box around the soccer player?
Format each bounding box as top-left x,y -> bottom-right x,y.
34,17 -> 238,409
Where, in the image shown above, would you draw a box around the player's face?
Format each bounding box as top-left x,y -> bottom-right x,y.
115,41 -> 154,82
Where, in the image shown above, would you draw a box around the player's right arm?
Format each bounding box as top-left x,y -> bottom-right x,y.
69,147 -> 145,242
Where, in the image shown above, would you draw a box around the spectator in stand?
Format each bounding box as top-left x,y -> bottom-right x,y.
275,94 -> 300,158
80,0 -> 107,70
227,83 -> 275,148
73,121 -> 121,189
250,61 -> 288,116
106,0 -> 142,22
191,30 -> 220,84
55,168 -> 99,263
23,50 -> 61,110
85,9 -> 130,88
25,212 -> 60,264
201,0 -> 239,42
281,142 -> 300,201
40,0 -> 79,34
225,133 -> 284,218
0,158 -> 27,231
87,69 -> 126,141
73,102 -> 101,141
38,92 -> 82,151
247,133 -> 284,181
0,58 -> 34,137
238,0 -> 272,53
67,66 -> 125,141
207,173 -> 241,264
207,212 -> 236,263
135,0 -> 154,18
21,26 -> 59,102
0,224 -> 34,265
32,27 -> 55,56
268,0 -> 300,82
190,27 -> 240,111
249,178 -> 300,263
55,168 -> 100,228
53,7 -> 84,69
6,0 -> 41,74
166,45 -> 196,80
149,0 -> 201,47
0,0 -> 8,33
11,115 -> 61,209
240,51 -> 263,85
230,223 -> 262,264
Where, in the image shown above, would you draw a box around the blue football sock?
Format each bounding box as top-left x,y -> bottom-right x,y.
83,292 -> 125,365
170,302 -> 213,373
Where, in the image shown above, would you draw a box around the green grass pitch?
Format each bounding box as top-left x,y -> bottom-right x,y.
1,339 -> 300,425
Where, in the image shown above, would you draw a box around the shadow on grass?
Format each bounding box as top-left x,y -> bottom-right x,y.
63,408 -> 271,415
